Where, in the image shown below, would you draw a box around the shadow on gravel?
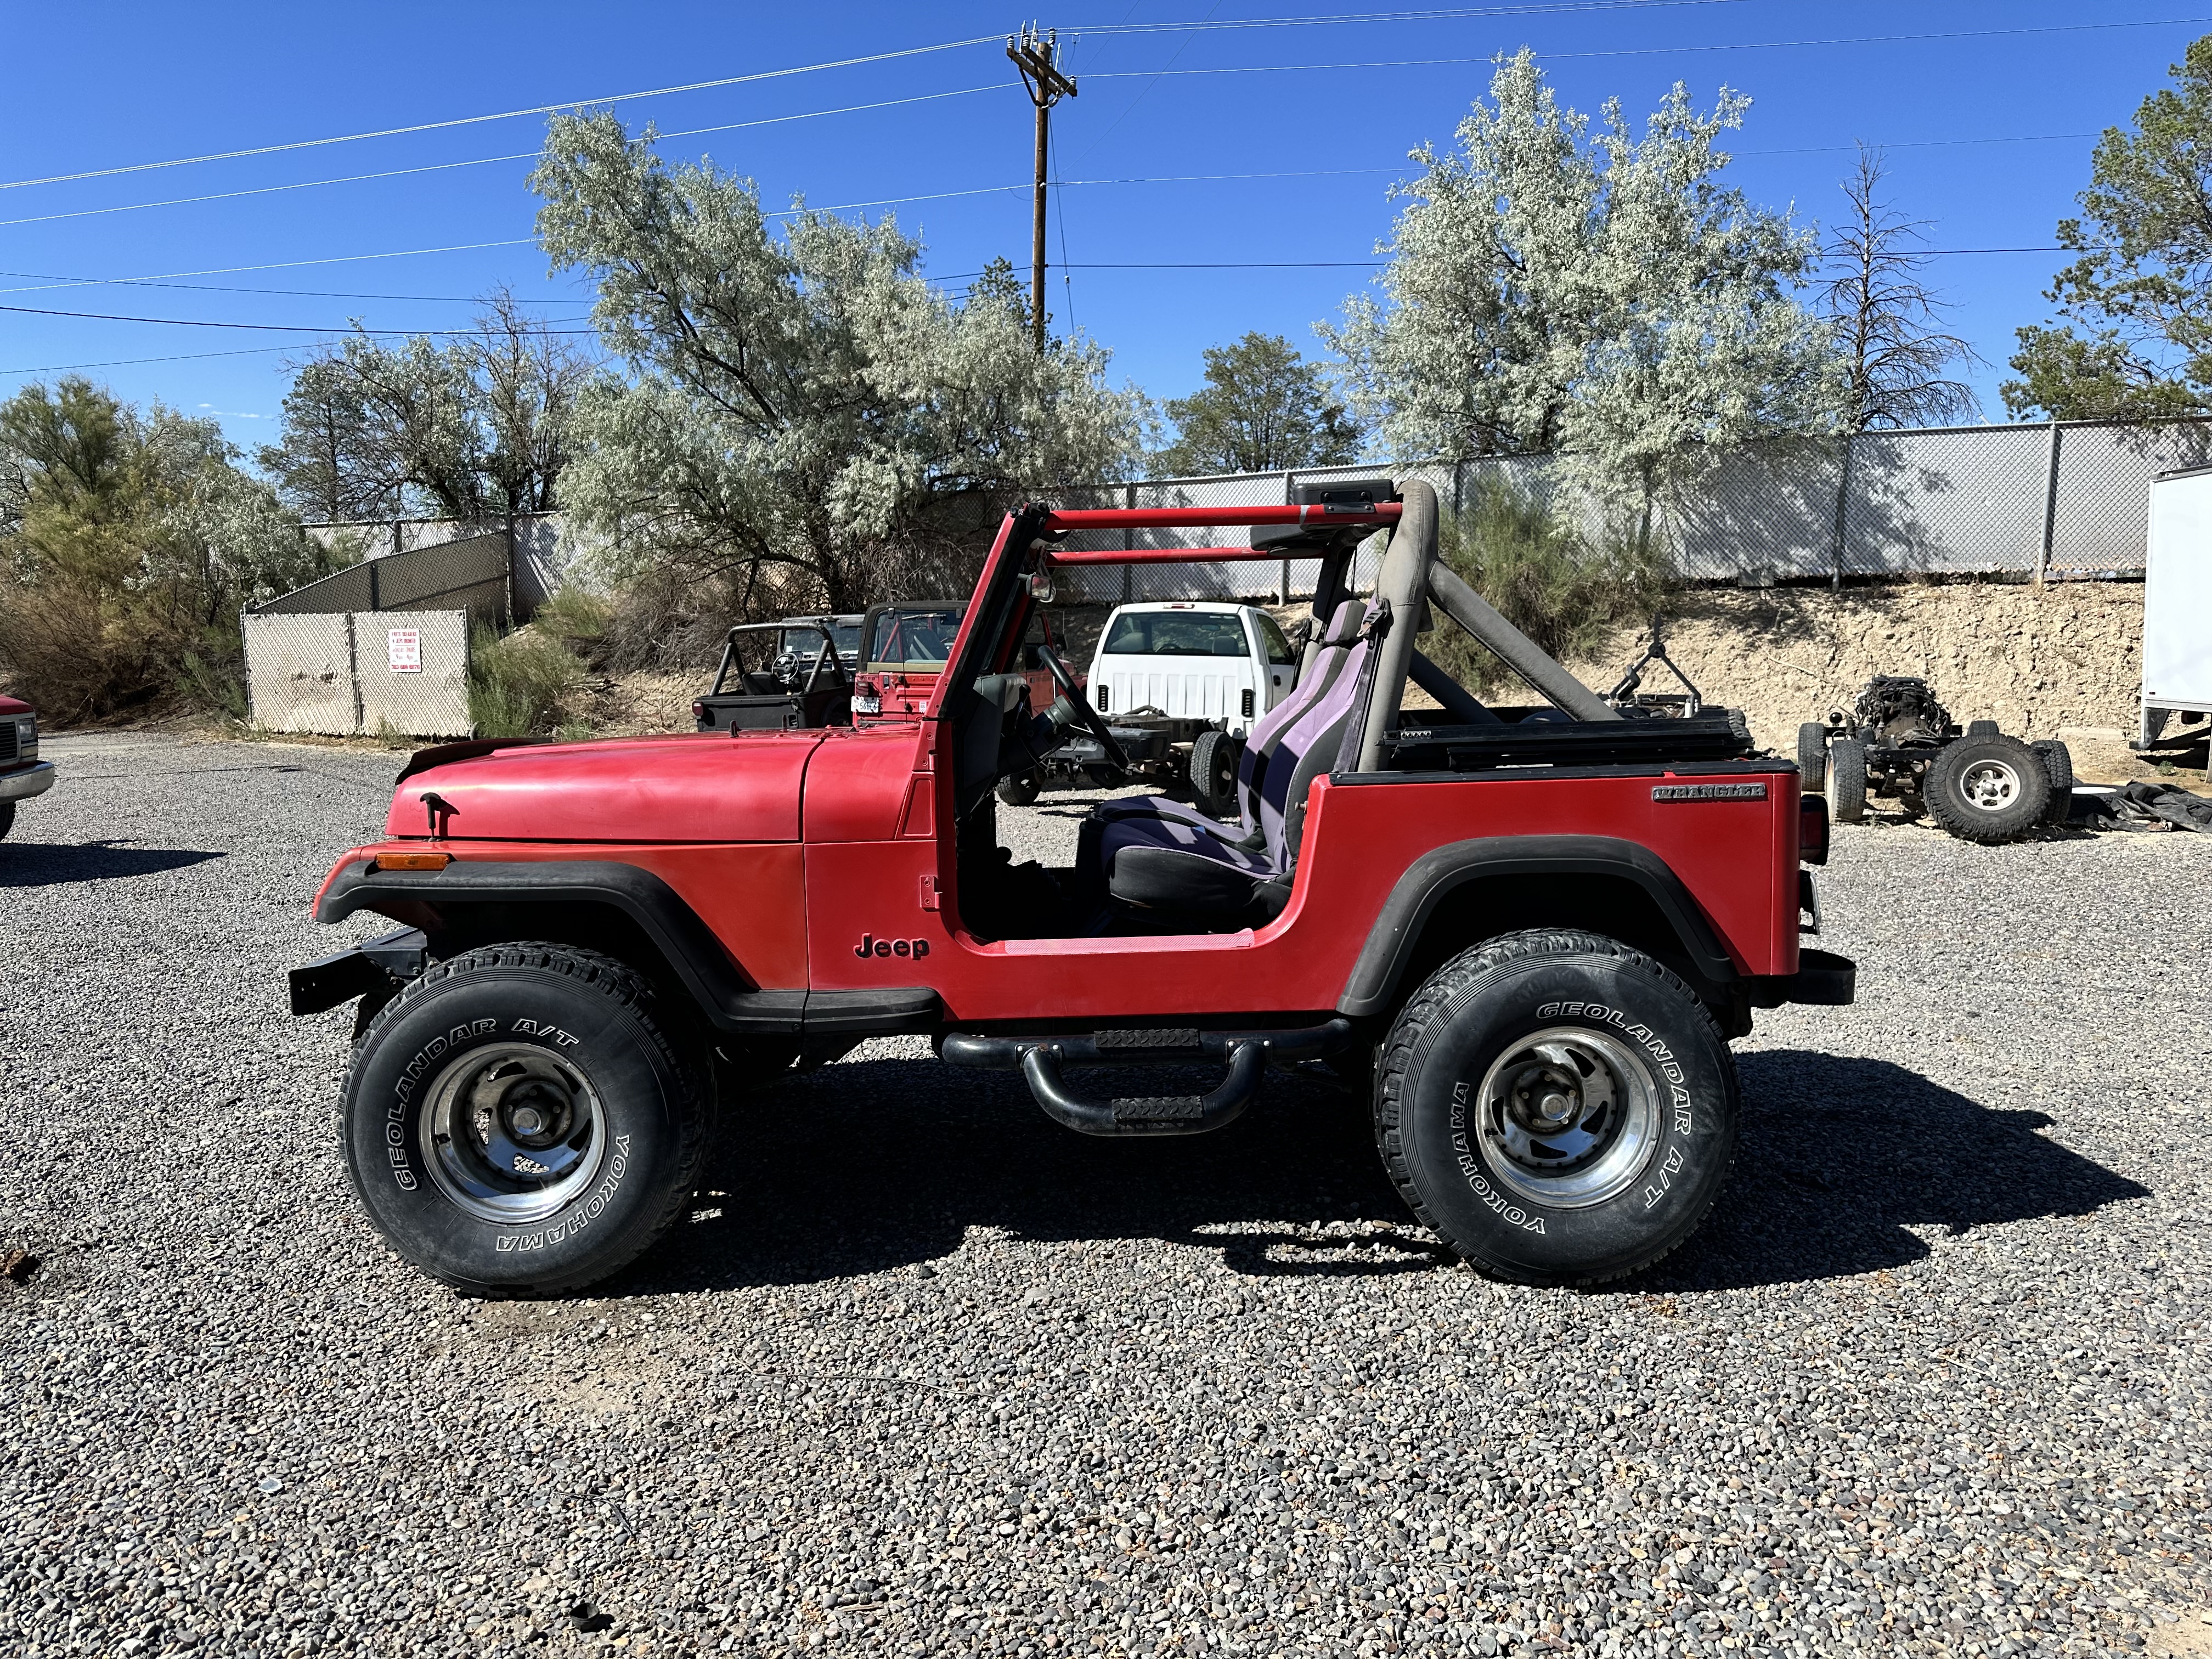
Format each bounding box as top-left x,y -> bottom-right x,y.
639,1059 -> 1434,1292
1639,1052 -> 2151,1291
0,842 -> 226,887
625,1049 -> 2149,1296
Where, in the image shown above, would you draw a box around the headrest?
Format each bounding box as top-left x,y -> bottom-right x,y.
1316,601 -> 1369,646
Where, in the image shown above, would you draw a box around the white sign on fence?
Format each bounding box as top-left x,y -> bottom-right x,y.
387,628 -> 422,672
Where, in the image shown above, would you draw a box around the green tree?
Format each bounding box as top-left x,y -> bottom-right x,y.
1322,50 -> 1841,538
527,111 -> 1142,618
1155,332 -> 1361,476
261,288 -> 592,523
0,379 -> 328,719
2004,35 -> 2212,421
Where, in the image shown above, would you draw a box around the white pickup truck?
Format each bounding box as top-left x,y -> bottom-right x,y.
1087,601 -> 1299,736
1002,600 -> 1300,808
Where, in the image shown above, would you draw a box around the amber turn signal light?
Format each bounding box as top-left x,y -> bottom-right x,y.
374,851 -> 452,871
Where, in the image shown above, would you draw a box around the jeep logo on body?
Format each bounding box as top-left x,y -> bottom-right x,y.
854,933 -> 931,960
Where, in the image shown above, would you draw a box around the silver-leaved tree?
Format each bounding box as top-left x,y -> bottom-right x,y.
529,112 -> 1145,620
1322,50 -> 1844,546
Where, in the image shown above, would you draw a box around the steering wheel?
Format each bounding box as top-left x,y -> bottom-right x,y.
1034,644 -> 1129,774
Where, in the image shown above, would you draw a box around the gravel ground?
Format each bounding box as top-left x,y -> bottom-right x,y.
3,734 -> 2208,1659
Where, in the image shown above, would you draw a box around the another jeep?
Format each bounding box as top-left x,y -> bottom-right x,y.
294,479 -> 1850,1296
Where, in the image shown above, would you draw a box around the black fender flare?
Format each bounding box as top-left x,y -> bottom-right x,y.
315,858 -> 938,1036
1335,834 -> 1741,1017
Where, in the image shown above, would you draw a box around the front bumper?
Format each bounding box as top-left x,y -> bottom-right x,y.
0,761 -> 54,803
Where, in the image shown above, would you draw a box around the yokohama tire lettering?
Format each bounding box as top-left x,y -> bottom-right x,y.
495,1135 -> 633,1253
1447,1082 -> 1547,1234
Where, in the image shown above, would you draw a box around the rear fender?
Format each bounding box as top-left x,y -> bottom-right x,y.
1337,835 -> 1744,1022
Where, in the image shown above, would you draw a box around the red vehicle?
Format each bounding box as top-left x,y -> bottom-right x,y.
0,693 -> 51,839
292,479 -> 1850,1296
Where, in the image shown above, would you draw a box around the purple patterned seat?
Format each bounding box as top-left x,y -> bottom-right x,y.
1084,603 -> 1373,918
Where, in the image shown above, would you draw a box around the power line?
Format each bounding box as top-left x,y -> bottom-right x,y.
0,35 -> 1007,193
0,241 -> 540,297
1080,15 -> 2212,80
1072,0 -> 1758,33
0,301 -> 595,332
0,84 -> 1011,230
0,269 -> 580,305
0,2 -> 1771,199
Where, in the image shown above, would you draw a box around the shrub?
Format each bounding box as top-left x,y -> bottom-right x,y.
0,378 -> 331,722
1424,478 -> 1677,697
468,623 -> 589,737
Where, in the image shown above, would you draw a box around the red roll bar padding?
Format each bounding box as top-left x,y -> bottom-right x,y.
1038,503 -> 1401,533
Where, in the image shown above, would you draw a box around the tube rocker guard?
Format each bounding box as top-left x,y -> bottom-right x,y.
941,1020 -> 1351,1137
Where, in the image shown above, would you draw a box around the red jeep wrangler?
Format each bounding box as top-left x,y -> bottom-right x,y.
293,479 -> 1850,1296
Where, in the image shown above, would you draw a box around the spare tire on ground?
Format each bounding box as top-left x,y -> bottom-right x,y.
2030,739 -> 2074,826
1926,734 -> 2050,844
1824,738 -> 1867,823
1796,722 -> 1827,793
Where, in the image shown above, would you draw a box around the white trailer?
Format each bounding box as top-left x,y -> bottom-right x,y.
2142,466 -> 2212,748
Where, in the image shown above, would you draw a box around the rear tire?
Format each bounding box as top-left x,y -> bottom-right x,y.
2030,739 -> 2075,825
995,772 -> 1042,806
1824,738 -> 1868,823
1926,735 -> 2049,844
342,943 -> 713,1296
1189,727 -> 1242,821
1796,723 -> 1828,793
1966,719 -> 2002,738
1374,930 -> 1740,1286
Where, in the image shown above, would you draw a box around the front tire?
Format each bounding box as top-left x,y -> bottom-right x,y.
342,943 -> 712,1296
1926,735 -> 2049,844
1375,930 -> 1740,1286
0,801 -> 13,840
996,772 -> 1042,806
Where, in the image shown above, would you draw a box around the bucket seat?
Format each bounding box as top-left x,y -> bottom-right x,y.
1081,601 -> 1374,919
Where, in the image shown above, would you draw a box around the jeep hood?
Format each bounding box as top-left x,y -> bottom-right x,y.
386,730 -> 821,843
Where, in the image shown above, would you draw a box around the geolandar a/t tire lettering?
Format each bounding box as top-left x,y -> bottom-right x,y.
1375,929 -> 1739,1286
341,943 -> 711,1297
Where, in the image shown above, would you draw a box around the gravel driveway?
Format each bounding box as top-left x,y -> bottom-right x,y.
3,733 -> 2207,1659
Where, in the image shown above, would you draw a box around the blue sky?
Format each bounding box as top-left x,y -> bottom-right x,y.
1,1 -> 2205,459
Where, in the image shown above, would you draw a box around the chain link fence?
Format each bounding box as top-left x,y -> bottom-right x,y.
279,418 -> 2195,625
242,610 -> 473,738
1058,419 -> 2207,602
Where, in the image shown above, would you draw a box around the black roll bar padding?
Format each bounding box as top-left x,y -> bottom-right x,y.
1408,652 -> 1502,725
1424,561 -> 1621,724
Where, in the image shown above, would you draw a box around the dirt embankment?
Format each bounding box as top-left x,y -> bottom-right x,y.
1561,580 -> 2152,755
588,581 -> 2197,787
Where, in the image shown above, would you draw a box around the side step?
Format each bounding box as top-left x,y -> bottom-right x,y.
941,1019 -> 1352,1137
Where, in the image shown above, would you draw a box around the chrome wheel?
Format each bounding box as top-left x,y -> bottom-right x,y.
418,1043 -> 606,1223
1473,1026 -> 1662,1209
1958,758 -> 2022,812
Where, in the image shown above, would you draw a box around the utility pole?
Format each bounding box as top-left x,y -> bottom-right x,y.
1007,24 -> 1076,353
